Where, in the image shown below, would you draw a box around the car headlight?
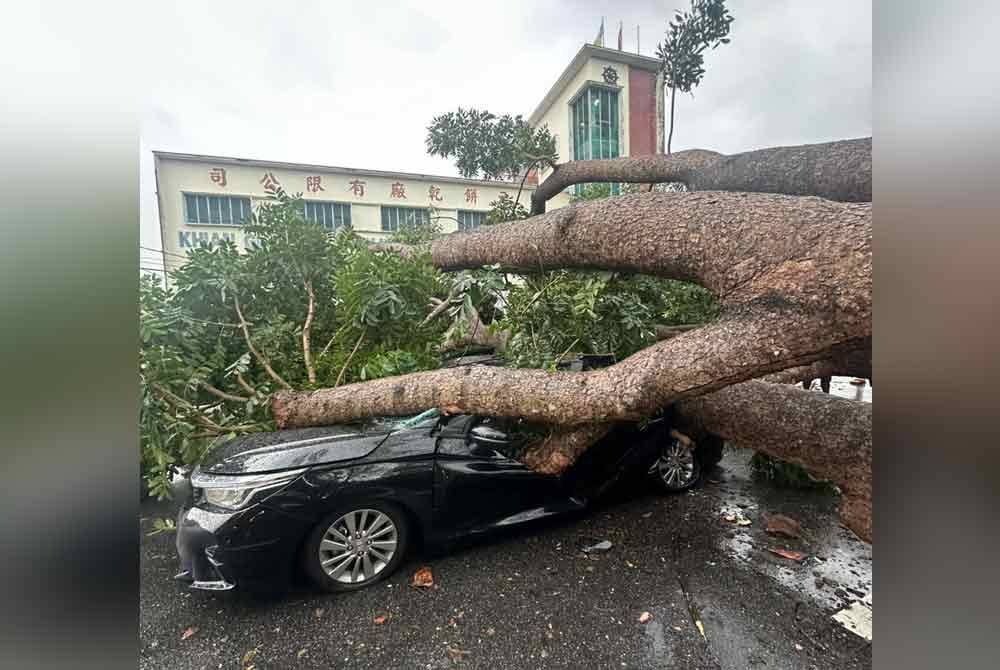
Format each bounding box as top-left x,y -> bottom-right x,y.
191,468 -> 307,511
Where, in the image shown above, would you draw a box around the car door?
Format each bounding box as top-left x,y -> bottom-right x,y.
432,415 -> 572,533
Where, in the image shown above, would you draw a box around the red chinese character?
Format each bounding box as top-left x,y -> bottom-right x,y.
259,171 -> 281,194
306,175 -> 325,193
464,188 -> 478,205
428,185 -> 443,202
348,179 -> 366,197
209,167 -> 227,188
390,182 -> 407,199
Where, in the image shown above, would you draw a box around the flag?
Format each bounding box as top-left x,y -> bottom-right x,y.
593,18 -> 604,47
617,21 -> 623,50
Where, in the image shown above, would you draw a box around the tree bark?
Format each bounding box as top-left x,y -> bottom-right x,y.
273,191 -> 870,428
272,139 -> 873,541
530,137 -> 871,214
674,380 -> 872,542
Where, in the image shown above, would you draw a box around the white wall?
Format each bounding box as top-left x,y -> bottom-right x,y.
155,156 -> 534,262
533,56 -> 633,210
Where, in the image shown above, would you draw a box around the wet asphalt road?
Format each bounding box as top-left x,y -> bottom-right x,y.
140,451 -> 872,669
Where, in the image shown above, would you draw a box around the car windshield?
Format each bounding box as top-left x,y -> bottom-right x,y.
386,408 -> 440,430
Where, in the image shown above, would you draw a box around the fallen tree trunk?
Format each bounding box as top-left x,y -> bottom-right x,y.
274,191 -> 870,427
274,137 -> 873,541
530,137 -> 871,214
675,381 -> 872,541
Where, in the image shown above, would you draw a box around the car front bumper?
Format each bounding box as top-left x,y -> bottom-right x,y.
174,502 -> 311,592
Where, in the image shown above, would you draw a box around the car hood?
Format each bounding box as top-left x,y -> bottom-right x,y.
198,424 -> 391,475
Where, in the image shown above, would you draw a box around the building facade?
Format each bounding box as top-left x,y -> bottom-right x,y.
529,44 -> 664,209
153,43 -> 663,268
154,154 -> 530,261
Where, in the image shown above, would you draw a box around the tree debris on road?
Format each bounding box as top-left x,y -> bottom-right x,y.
765,514 -> 803,538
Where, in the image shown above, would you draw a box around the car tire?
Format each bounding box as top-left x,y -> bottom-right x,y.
653,435 -> 702,493
302,502 -> 409,593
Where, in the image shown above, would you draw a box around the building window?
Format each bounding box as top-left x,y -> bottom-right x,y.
381,206 -> 430,232
303,200 -> 351,231
571,85 -> 620,195
457,210 -> 485,231
184,193 -> 252,225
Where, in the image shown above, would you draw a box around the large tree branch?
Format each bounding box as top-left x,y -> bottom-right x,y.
674,380 -> 872,542
530,137 -> 871,214
274,190 -> 870,428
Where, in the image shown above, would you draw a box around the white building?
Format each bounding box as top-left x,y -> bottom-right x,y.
153,43 -> 663,267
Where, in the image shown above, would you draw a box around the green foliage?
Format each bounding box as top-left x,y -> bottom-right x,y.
492,185 -> 720,368
389,216 -> 443,244
146,518 -> 177,536
485,192 -> 529,225
140,192 -> 446,499
749,453 -> 835,492
426,107 -> 558,180
659,279 -> 720,325
497,271 -> 677,369
656,0 -> 734,94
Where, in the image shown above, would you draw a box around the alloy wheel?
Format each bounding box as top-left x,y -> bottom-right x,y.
318,508 -> 398,584
657,438 -> 698,490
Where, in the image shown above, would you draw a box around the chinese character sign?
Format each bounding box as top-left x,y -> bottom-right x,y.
259,171 -> 281,194
306,175 -> 325,193
390,182 -> 407,199
209,167 -> 227,188
348,179 -> 366,197
428,185 -> 443,202
464,188 -> 478,205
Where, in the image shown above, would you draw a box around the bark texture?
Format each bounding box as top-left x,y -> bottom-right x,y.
273,191 -> 870,428
273,138 -> 873,541
530,138 -> 871,214
674,381 -> 872,542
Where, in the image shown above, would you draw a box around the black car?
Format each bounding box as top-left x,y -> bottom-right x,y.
175,404 -> 722,594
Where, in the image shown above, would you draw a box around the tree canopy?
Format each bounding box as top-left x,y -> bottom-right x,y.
425,108 -> 557,181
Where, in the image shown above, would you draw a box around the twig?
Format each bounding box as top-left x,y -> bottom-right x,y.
513,159 -> 537,210
232,293 -> 292,390
554,338 -> 581,365
421,295 -> 455,327
319,321 -> 352,359
302,279 -> 317,385
334,333 -> 365,388
201,383 -> 250,403
234,369 -> 260,397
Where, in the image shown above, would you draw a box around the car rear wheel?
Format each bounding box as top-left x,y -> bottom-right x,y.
303,503 -> 409,592
654,437 -> 702,492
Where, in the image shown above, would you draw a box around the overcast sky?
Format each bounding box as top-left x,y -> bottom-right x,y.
139,0 -> 871,262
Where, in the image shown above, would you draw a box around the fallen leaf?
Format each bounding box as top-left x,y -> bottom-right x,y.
582,540 -> 613,553
722,510 -> 752,526
180,626 -> 198,641
446,646 -> 471,662
241,648 -> 258,665
768,548 -> 807,562
638,611 -> 653,624
297,649 -> 307,659
411,566 -> 434,588
695,620 -> 706,639
765,514 -> 802,539
485,627 -> 495,636
373,614 -> 389,625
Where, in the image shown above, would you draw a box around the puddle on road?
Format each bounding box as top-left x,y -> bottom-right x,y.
711,450 -> 873,618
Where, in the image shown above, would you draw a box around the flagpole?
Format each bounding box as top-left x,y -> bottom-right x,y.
637,25 -> 640,54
